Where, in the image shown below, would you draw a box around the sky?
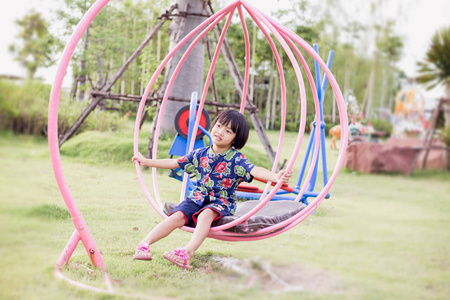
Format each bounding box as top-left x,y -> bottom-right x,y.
1,0 -> 449,99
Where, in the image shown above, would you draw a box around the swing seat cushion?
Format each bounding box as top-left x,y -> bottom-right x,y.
163,200 -> 307,234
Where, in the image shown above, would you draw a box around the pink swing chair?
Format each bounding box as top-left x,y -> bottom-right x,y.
48,0 -> 349,294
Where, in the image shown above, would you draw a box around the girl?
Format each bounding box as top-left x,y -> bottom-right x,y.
132,110 -> 291,269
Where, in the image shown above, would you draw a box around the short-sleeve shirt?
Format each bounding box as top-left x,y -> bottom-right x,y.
177,146 -> 255,215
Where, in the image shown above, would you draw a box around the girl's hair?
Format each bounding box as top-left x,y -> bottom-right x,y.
211,110 -> 249,149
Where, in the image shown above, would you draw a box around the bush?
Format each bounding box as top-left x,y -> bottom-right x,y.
0,78 -> 127,137
369,118 -> 393,137
268,114 -> 336,135
59,130 -> 174,165
0,79 -> 50,135
439,125 -> 450,146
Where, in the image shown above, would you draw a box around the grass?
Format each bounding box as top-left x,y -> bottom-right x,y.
0,128 -> 449,299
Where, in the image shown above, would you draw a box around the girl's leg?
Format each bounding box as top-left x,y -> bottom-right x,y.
164,209 -> 219,264
141,211 -> 186,245
134,212 -> 186,259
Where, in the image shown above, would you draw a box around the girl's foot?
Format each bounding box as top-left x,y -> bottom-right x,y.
133,242 -> 152,261
163,248 -> 192,269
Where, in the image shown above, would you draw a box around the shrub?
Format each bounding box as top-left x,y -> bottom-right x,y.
0,79 -> 50,135
369,118 -> 393,137
439,125 -> 450,146
0,78 -> 127,137
60,130 -> 174,165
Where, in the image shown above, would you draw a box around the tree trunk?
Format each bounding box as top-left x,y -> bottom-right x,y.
265,60 -> 274,130
159,0 -> 207,135
78,26 -> 90,101
249,22 -> 256,101
271,70 -> 279,129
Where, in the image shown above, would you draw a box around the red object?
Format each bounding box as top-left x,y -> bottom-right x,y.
237,178 -> 294,194
175,106 -> 210,139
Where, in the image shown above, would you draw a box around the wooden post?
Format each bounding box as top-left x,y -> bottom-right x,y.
421,98 -> 450,169
408,98 -> 450,174
204,34 -> 220,114
146,101 -> 161,162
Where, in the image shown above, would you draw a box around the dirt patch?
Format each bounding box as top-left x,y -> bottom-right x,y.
197,256 -> 345,295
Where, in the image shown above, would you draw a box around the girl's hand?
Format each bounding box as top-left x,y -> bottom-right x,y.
276,169 -> 292,184
132,152 -> 146,165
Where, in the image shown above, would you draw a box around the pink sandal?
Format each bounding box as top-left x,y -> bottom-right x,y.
163,248 -> 192,269
133,243 -> 152,261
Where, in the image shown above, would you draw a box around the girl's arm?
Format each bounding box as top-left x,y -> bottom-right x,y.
132,153 -> 179,169
250,166 -> 292,184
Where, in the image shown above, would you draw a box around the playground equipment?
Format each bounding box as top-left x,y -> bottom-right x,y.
393,88 -> 427,138
170,46 -> 335,205
132,0 -> 349,241
168,98 -> 211,181
48,0 -> 348,294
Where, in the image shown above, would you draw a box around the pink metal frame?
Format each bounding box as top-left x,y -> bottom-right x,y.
48,0 -> 348,293
133,1 -> 349,240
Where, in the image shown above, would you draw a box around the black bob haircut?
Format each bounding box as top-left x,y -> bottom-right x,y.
211,110 -> 249,149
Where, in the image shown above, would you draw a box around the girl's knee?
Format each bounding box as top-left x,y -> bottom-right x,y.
169,211 -> 187,226
198,208 -> 219,221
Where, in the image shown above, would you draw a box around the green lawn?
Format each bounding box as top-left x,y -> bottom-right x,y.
1,129 -> 449,299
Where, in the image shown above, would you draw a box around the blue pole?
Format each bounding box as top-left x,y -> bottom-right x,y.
186,92 -> 198,154
184,92 -> 198,197
319,50 -> 334,186
306,44 -> 322,193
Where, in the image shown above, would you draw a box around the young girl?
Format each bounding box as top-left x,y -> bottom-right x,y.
132,110 -> 291,269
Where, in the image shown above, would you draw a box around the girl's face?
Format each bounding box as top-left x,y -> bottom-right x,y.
210,121 -> 236,149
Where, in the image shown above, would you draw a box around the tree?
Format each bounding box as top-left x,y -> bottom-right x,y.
416,26 -> 450,127
9,11 -> 58,79
376,21 -> 403,111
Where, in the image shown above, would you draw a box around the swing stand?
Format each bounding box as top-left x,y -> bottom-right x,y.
48,0 -> 348,295
55,228 -> 114,293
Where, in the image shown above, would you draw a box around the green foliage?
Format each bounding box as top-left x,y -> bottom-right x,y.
439,125 -> 450,146
268,114 -> 336,136
56,0 -> 171,98
417,25 -> 450,90
437,109 -> 446,129
0,79 -> 51,135
0,79 -> 128,137
8,1 -> 408,141
369,118 -> 393,137
59,129 -> 173,165
9,11 -> 59,79
376,21 -> 404,63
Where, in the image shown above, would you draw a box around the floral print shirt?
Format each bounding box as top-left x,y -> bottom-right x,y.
177,146 -> 255,214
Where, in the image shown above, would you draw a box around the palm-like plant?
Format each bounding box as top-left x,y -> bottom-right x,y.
417,26 -> 450,91
416,26 -> 450,127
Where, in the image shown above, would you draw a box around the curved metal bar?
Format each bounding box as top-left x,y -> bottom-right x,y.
237,5 -> 250,114
133,3 -> 237,220
48,0 -> 113,289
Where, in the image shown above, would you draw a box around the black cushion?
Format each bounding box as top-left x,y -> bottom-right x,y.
163,200 -> 307,234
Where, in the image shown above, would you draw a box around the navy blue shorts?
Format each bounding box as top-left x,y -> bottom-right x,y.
169,197 -> 232,225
